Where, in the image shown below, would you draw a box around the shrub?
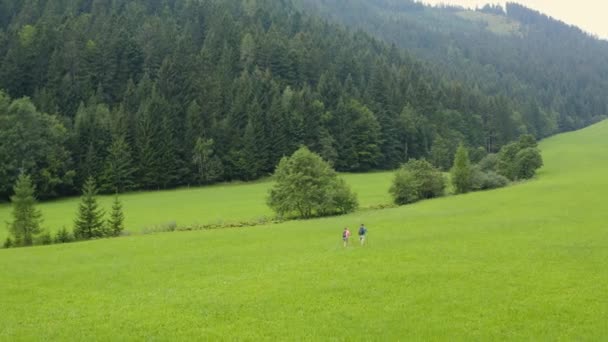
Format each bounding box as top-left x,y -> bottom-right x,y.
478,153 -> 498,172
36,231 -> 53,245
471,166 -> 509,190
497,135 -> 543,180
3,237 -> 13,249
54,227 -> 74,243
469,146 -> 488,164
390,159 -> 445,205
515,147 -> 544,180
390,168 -> 420,205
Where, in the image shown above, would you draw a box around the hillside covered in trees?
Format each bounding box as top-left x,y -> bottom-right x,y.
296,0 -> 608,134
0,0 -> 606,201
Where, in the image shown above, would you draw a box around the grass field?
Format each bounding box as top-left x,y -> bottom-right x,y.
0,172 -> 393,242
1,121 -> 608,339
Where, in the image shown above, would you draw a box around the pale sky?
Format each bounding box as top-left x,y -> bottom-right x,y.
421,0 -> 608,39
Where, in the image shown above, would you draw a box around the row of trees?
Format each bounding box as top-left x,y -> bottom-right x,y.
389,135 -> 543,206
5,138 -> 542,247
4,174 -> 124,248
267,137 -> 543,218
0,0 -> 562,201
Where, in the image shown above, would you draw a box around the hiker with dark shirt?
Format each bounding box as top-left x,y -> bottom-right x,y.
358,224 -> 368,246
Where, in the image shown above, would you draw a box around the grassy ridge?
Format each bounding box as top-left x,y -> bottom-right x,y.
0,172 -> 393,242
1,121 -> 607,339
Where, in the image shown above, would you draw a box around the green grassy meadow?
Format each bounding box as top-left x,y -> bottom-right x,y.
0,172 -> 393,242
1,121 -> 608,339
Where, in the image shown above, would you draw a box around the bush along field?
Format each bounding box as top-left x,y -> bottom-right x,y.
1,120 -> 607,339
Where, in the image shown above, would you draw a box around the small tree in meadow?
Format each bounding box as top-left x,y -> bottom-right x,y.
74,177 -> 106,240
8,173 -> 44,247
267,147 -> 358,218
451,144 -> 472,194
107,196 -> 125,237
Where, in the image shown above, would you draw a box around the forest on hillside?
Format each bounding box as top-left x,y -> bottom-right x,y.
296,0 -> 608,133
0,0 -> 605,201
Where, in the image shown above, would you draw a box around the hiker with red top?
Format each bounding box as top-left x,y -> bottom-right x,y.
342,227 -> 351,247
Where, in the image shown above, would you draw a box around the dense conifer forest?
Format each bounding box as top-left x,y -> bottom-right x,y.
0,0 -> 606,200
296,0 -> 608,133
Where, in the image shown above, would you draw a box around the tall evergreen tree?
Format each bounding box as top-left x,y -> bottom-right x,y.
8,173 -> 43,247
74,177 -> 105,240
107,196 -> 125,237
100,135 -> 137,193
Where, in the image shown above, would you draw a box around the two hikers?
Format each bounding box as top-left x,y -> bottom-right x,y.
342,224 -> 368,247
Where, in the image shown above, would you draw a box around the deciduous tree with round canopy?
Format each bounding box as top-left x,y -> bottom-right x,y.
267,147 -> 358,218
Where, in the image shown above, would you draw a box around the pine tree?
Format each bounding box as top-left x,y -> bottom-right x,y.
74,177 -> 106,240
451,144 -> 473,194
9,173 -> 43,247
101,135 -> 137,193
107,196 -> 125,237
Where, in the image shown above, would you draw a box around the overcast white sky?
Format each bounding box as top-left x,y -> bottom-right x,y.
421,0 -> 608,39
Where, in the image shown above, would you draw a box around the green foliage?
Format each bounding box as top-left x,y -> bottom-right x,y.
108,196 -> 125,237
498,135 -> 544,180
8,173 -> 43,246
3,237 -> 13,249
0,0 -> 575,200
0,171 -> 394,242
321,178 -> 359,215
478,153 -> 499,172
390,159 -> 445,205
0,94 -> 74,200
6,120 -> 608,340
54,227 -> 74,244
471,166 -> 510,191
450,144 -> 472,194
267,147 -> 358,218
297,0 -> 608,137
36,231 -> 52,245
74,177 -> 106,240
515,148 -> 544,180
100,135 -> 137,193
192,138 -> 223,185
0,0 -> 594,207
389,168 -> 419,205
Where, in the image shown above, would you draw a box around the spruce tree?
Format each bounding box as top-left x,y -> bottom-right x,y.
451,144 -> 473,194
9,173 -> 43,246
101,135 -> 136,193
108,196 -> 125,237
74,177 -> 105,240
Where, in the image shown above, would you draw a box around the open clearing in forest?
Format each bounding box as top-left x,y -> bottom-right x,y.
1,121 -> 608,339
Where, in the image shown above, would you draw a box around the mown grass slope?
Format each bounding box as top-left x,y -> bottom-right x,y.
1,121 -> 607,339
0,172 -> 393,242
